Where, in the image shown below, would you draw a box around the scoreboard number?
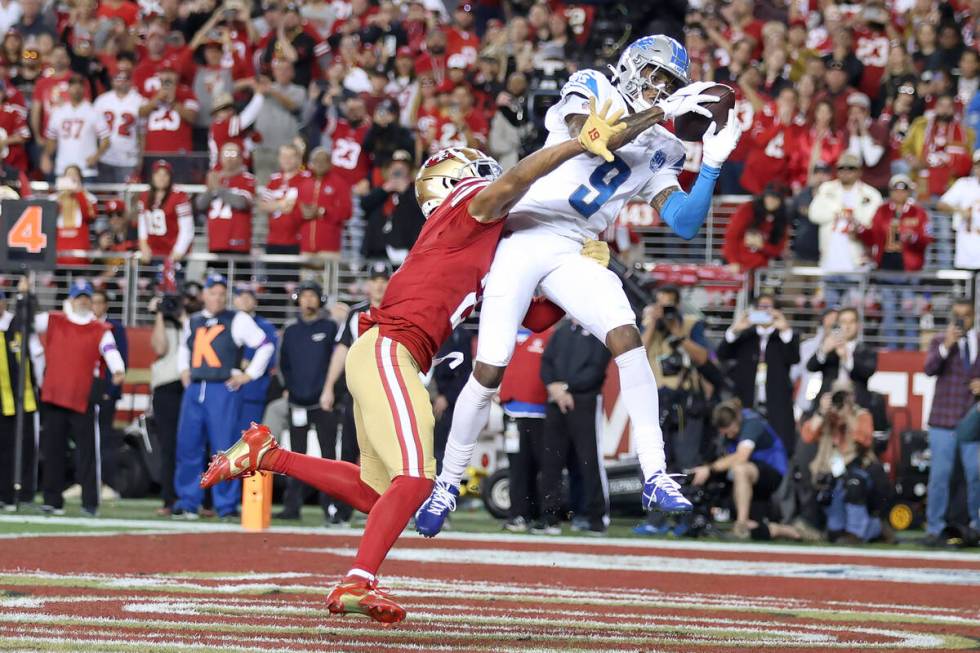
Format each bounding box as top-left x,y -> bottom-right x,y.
0,199 -> 58,271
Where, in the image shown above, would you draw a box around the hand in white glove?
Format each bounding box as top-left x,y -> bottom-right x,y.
701,108 -> 743,168
656,81 -> 719,120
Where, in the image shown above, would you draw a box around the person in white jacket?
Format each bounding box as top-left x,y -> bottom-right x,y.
808,152 -> 883,307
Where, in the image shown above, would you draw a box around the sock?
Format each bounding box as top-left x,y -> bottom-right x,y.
436,374 -> 497,486
615,347 -> 666,477
261,449 -> 380,514
351,475 -> 434,577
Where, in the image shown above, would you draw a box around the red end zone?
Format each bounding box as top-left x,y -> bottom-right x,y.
1,528 -> 978,652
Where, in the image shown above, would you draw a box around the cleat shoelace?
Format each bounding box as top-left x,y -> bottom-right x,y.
648,473 -> 687,498
423,482 -> 457,515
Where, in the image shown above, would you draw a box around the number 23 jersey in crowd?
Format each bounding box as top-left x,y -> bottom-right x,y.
506,69 -> 686,240
360,177 -> 499,373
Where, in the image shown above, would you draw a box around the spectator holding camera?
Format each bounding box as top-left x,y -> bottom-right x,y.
641,285 -> 711,471
800,379 -> 883,543
923,298 -> 980,545
806,307 -> 878,410
148,290 -> 186,517
718,294 -> 799,454
691,399 -> 788,539
858,174 -> 932,350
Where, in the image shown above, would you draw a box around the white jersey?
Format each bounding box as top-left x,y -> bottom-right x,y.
507,69 -> 685,240
93,89 -> 145,167
940,176 -> 980,270
44,100 -> 109,177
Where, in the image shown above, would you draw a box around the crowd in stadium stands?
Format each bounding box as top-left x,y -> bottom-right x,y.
3,0 -> 980,546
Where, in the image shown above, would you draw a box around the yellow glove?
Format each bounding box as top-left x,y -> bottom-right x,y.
581,238 -> 610,268
577,97 -> 627,162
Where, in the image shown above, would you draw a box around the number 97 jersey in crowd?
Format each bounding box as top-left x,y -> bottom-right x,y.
507,69 -> 686,240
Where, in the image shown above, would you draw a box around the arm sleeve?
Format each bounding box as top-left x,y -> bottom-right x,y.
658,164 -> 721,241
238,92 -> 265,129
232,313 -> 274,379
172,202 -> 195,256
33,312 -> 49,334
857,133 -> 884,167
99,330 -> 125,375
137,205 -> 148,240
177,321 -> 191,373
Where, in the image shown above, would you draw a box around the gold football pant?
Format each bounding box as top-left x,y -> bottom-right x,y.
345,327 -> 436,494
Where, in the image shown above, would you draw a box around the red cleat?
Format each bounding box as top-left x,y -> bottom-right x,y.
200,422 -> 279,489
326,576 -> 406,624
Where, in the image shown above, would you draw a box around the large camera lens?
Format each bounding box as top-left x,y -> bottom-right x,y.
831,390 -> 848,410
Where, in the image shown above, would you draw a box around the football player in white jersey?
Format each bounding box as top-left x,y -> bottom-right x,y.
93,62 -> 145,183
416,35 -> 743,535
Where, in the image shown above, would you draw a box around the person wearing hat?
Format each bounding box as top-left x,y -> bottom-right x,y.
196,141 -> 256,259
903,93 -> 975,199
27,277 -> 125,517
232,285 -> 278,440
93,56 -> 144,183
808,150 -> 883,307
101,199 -> 137,252
138,66 -> 199,163
207,85 -> 265,171
363,98 -> 414,171
136,159 -> 195,263
843,91 -> 891,192
319,262 -> 390,523
360,152 -> 424,263
857,174 -> 931,349
276,279 -> 342,521
937,149 -> 980,271
173,273 -> 275,519
40,72 -> 109,179
299,146 -> 352,256
0,288 -> 39,512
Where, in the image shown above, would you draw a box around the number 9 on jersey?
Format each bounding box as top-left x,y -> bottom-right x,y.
0,200 -> 58,271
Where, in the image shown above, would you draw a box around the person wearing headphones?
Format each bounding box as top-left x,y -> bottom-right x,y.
276,279 -> 341,522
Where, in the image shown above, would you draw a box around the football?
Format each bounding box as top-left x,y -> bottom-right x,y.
672,83 -> 737,142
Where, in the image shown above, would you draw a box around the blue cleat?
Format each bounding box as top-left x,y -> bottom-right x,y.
415,479 -> 459,537
642,471 -> 693,513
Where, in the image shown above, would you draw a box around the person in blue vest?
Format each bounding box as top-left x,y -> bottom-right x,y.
691,398 -> 788,539
173,273 -> 275,519
232,284 -> 278,435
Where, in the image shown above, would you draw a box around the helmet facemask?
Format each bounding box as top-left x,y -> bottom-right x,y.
611,35 -> 691,112
415,148 -> 502,218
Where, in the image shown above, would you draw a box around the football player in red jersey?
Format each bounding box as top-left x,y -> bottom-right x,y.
200,98 -> 651,624
136,160 -> 194,262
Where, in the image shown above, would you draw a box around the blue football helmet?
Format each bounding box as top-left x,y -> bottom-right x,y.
611,35 -> 691,112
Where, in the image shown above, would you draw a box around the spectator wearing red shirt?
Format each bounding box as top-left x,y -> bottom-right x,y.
139,67 -> 200,178
208,89 -> 264,169
359,68 -> 392,116
96,0 -> 138,27
854,5 -> 891,98
902,94 -> 975,198
446,3 -> 479,68
132,21 -> 190,96
0,80 -> 29,174
814,60 -> 857,132
299,146 -> 352,255
29,45 -> 77,143
325,96 -> 371,190
196,142 -> 255,256
790,99 -> 845,191
858,175 -> 932,350
258,142 -> 309,254
722,188 -> 789,273
137,160 -> 194,262
51,165 -> 96,265
842,92 -> 891,192
740,87 -> 804,194
426,85 -> 488,155
416,29 -> 448,85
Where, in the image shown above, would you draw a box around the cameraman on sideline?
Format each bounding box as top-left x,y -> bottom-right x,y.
640,285 -> 711,471
800,379 -> 884,543
148,290 -> 188,517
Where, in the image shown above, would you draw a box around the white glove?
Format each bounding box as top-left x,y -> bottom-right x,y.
702,108 -> 743,168
656,81 -> 719,120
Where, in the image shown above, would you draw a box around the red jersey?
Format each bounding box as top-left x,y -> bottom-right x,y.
857,200 -> 932,271
143,86 -> 199,153
54,190 -> 96,264
328,119 -> 371,188
0,102 -> 30,172
789,127 -> 845,189
499,327 -> 553,408
207,171 -> 255,253
738,103 -> 804,193
209,112 -> 256,168
426,112 -> 489,154
262,169 -> 311,247
446,28 -> 479,67
300,171 -> 352,253
96,0 -> 139,26
33,71 -> 88,132
721,201 -> 788,271
138,189 -> 193,256
415,53 -> 447,84
854,28 -> 889,98
360,177 -> 499,372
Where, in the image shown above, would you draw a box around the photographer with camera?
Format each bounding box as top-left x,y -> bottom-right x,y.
148,290 -> 188,517
641,285 -> 711,472
690,399 -> 788,539
923,298 -> 980,546
800,379 -> 884,543
718,294 -> 799,455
